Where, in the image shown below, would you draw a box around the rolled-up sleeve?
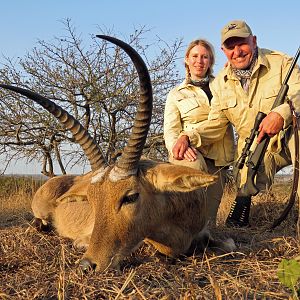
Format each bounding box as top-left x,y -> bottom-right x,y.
182,82 -> 229,147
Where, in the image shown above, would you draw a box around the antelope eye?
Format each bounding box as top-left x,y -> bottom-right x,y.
121,193 -> 139,206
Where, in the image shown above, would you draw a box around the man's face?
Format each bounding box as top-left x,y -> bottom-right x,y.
221,35 -> 257,70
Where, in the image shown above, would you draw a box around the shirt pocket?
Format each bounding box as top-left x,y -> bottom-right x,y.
220,90 -> 237,110
259,88 -> 280,113
176,96 -> 200,115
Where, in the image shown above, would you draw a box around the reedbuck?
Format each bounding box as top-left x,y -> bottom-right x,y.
0,35 -> 235,272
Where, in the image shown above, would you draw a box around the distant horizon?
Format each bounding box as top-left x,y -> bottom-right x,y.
2,166 -> 294,177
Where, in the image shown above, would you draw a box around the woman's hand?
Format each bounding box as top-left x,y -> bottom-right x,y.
183,146 -> 198,161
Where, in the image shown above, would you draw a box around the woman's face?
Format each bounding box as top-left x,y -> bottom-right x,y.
185,45 -> 211,80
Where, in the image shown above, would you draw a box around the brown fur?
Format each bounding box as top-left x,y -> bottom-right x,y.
3,38 -> 235,273
32,172 -> 93,225
37,160 -> 235,272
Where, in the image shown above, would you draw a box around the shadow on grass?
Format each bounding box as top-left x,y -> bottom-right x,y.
0,210 -> 33,229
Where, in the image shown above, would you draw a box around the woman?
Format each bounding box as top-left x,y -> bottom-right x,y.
163,39 -> 235,224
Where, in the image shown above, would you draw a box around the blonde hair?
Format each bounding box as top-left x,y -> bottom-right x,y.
185,39 -> 215,80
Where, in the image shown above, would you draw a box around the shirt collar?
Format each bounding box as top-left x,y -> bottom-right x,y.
177,76 -> 214,91
223,47 -> 270,81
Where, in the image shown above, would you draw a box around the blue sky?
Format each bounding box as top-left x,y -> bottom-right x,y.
1,0 -> 300,174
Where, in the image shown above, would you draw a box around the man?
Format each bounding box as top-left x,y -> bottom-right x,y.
172,20 -> 300,227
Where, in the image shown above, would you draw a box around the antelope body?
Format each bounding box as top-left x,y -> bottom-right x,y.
0,35 -> 235,272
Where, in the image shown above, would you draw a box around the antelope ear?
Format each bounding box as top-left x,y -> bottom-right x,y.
55,173 -> 93,203
148,163 -> 218,193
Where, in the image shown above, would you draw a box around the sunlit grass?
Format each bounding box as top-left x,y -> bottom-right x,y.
0,175 -> 298,299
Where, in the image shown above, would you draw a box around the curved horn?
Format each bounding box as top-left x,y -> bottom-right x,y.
96,35 -> 153,179
0,84 -> 108,171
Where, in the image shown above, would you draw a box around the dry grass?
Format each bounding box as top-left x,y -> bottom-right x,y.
0,175 -> 299,299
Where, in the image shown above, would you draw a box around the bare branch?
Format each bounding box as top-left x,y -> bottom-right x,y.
0,21 -> 182,174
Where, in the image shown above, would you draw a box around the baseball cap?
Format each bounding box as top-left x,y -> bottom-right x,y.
221,20 -> 252,45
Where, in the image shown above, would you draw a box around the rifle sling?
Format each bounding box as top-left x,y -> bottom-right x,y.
271,100 -> 300,229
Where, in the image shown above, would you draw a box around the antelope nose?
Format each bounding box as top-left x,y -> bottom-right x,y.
79,258 -> 96,272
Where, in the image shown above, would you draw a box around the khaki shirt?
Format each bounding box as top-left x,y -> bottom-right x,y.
163,79 -> 235,166
184,48 -> 300,158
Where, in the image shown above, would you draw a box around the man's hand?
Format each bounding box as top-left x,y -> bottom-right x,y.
172,135 -> 189,160
257,111 -> 284,143
172,135 -> 197,162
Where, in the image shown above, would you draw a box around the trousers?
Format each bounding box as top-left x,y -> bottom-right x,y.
238,127 -> 299,196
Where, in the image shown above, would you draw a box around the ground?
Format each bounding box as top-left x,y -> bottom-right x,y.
0,175 -> 299,299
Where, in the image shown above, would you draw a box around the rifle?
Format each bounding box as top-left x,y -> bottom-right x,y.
235,46 -> 300,197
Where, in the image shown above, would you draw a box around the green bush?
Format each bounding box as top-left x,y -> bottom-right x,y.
278,257 -> 300,298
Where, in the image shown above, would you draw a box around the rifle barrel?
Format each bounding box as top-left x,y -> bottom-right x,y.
283,46 -> 300,85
